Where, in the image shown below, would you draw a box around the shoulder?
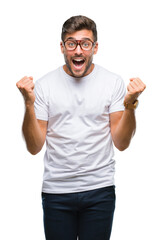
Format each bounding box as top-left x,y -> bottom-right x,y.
34,67 -> 62,98
35,67 -> 61,87
95,64 -> 124,87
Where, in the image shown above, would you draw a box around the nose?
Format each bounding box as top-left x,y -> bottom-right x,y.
74,44 -> 83,54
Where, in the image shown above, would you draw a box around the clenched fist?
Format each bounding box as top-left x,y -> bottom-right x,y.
124,78 -> 146,103
16,76 -> 35,106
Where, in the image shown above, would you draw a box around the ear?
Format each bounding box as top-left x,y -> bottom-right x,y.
60,41 -> 64,54
93,42 -> 98,55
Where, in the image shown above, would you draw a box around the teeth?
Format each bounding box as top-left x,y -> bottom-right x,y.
73,59 -> 84,62
72,58 -> 85,69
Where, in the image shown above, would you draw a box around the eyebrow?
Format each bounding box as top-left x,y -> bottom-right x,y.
65,37 -> 92,41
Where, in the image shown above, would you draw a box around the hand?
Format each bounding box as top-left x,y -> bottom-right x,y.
16,76 -> 35,106
124,77 -> 146,103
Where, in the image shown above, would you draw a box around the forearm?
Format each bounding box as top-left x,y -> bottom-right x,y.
22,104 -> 45,155
112,109 -> 136,151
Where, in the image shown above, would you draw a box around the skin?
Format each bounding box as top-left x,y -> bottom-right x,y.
16,29 -> 146,154
60,29 -> 98,78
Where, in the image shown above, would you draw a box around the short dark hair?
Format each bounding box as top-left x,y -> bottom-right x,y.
61,15 -> 97,42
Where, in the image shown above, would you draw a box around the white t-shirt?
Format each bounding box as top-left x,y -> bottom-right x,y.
34,64 -> 126,193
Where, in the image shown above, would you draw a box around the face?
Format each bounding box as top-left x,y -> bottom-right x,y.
60,29 -> 98,78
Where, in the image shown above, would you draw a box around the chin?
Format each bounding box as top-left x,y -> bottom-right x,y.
66,65 -> 87,78
72,70 -> 86,78
71,63 -> 93,78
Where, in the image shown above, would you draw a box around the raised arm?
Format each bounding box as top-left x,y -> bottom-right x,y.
110,77 -> 146,151
16,76 -> 47,155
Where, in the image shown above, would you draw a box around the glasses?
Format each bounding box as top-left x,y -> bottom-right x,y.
63,39 -> 95,51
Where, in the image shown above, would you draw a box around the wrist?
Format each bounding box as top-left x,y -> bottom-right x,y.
25,101 -> 35,109
124,99 -> 139,110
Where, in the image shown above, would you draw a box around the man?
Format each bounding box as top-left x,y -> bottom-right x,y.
16,15 -> 146,240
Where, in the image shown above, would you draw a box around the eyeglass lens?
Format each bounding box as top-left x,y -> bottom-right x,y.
65,40 -> 93,50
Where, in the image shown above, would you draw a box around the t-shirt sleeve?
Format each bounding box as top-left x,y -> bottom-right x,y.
34,81 -> 48,121
109,77 -> 126,114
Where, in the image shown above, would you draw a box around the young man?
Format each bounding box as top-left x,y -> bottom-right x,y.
16,16 -> 146,240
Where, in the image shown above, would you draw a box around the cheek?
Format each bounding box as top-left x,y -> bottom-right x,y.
86,53 -> 93,61
64,53 -> 72,64
64,52 -> 72,59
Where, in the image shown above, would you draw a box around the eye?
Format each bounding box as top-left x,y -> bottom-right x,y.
69,42 -> 75,46
82,41 -> 90,48
81,40 -> 93,50
66,41 -> 76,48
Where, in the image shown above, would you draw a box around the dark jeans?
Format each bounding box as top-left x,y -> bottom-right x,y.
42,185 -> 116,240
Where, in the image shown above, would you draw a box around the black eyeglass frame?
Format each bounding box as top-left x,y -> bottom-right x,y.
63,39 -> 96,51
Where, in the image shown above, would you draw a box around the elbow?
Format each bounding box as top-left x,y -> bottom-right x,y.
26,145 -> 42,155
29,150 -> 39,155
22,135 -> 44,155
115,142 -> 130,151
117,145 -> 128,151
113,134 -> 135,152
28,148 -> 39,155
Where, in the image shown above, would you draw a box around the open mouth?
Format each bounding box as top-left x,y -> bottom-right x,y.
72,58 -> 85,69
